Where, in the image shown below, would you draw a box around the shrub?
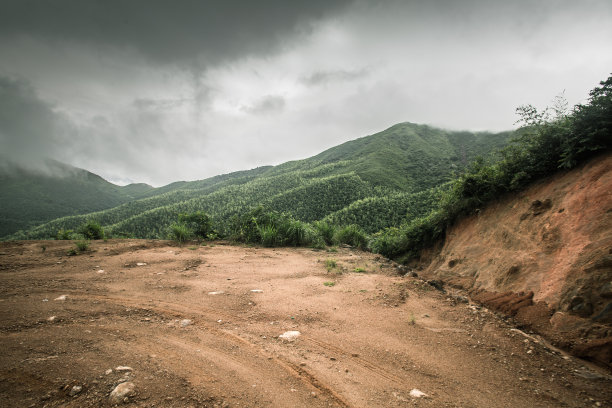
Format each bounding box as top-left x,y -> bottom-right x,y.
75,240 -> 90,252
178,211 -> 213,239
169,223 -> 191,245
79,220 -> 105,240
56,229 -> 74,240
335,224 -> 368,249
259,225 -> 279,247
313,220 -> 337,245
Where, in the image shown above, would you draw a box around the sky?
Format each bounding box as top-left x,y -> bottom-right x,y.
1,0 -> 611,186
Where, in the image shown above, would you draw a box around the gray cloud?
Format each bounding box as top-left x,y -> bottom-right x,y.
0,0 -> 353,66
241,95 -> 286,115
300,68 -> 369,87
0,76 -> 76,173
1,0 -> 611,187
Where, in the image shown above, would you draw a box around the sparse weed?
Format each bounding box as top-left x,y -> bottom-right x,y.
325,259 -> 337,272
409,313 -> 416,325
323,281 -> 336,287
354,267 -> 366,273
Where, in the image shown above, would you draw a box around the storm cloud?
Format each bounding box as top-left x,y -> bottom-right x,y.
1,0 -> 611,186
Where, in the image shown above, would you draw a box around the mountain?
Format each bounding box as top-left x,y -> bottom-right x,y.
6,122 -> 513,240
0,160 -> 155,237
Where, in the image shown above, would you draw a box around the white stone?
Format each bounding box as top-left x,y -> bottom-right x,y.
409,389 -> 428,398
136,262 -> 147,266
109,381 -> 135,404
47,316 -> 57,322
114,366 -> 133,372
97,269 -> 105,274
105,369 -> 113,375
180,319 -> 193,327
54,295 -> 67,301
279,331 -> 301,341
69,385 -> 82,396
208,291 -> 224,295
250,289 -> 264,293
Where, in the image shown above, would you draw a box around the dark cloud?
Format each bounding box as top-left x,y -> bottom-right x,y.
0,0 -> 353,66
0,76 -> 75,172
300,68 -> 370,87
241,95 -> 285,115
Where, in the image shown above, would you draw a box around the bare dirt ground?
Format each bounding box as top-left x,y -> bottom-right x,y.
1,240 -> 611,408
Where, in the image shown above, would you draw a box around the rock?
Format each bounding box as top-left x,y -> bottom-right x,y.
427,280 -> 445,292
180,319 -> 193,327
105,369 -> 113,375
453,295 -> 469,304
69,385 -> 82,396
47,316 -> 57,322
593,302 -> 612,323
136,262 -> 147,266
600,282 -> 612,298
409,389 -> 428,398
114,366 -> 133,372
54,295 -> 67,301
569,296 -> 593,317
97,269 -> 105,274
278,331 -> 301,341
109,381 -> 135,404
250,289 -> 264,293
208,291 -> 224,295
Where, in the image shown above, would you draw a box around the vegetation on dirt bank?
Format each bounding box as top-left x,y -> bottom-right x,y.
370,74 -> 612,260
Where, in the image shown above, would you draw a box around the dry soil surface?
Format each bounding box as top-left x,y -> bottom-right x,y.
1,240 -> 611,407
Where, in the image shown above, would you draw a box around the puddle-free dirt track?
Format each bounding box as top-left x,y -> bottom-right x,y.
1,240 -> 610,407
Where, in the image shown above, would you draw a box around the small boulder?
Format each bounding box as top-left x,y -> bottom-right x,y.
409,389 -> 428,398
109,381 -> 135,404
69,385 -> 82,396
279,331 -> 301,341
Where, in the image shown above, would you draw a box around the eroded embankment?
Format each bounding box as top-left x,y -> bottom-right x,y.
418,153 -> 612,367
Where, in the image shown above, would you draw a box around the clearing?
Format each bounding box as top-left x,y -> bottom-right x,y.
1,240 -> 610,407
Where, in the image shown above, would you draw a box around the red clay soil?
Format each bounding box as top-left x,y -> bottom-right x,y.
419,153 -> 612,368
1,240 -> 611,407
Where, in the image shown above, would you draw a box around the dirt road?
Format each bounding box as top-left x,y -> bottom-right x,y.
1,240 -> 610,407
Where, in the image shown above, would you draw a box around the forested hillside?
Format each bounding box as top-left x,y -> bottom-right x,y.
0,160 -> 155,237
6,122 -> 512,240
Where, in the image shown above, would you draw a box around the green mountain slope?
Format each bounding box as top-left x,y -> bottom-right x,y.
7,122 -> 512,240
0,160 -> 156,237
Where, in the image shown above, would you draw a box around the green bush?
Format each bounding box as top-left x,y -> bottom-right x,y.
178,211 -> 213,239
335,224 -> 368,249
313,220 -> 337,245
75,240 -> 90,252
56,229 -> 74,240
79,220 -> 105,240
259,224 -> 279,247
168,223 -> 191,244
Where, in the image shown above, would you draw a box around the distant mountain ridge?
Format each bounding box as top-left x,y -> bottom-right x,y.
0,160 -> 154,237
5,122 -> 513,240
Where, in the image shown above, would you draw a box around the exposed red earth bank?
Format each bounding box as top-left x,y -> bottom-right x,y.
419,153 -> 612,367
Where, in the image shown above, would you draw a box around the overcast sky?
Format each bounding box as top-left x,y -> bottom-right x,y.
1,0 -> 611,186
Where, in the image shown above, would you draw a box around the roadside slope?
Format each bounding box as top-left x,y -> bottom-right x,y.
419,153 -> 612,366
